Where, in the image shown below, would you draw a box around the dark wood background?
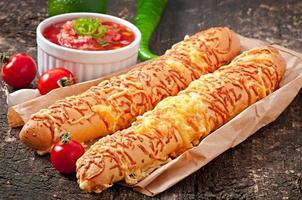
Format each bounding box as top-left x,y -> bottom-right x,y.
0,0 -> 301,199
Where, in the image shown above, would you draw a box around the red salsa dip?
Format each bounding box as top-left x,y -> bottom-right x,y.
43,18 -> 135,51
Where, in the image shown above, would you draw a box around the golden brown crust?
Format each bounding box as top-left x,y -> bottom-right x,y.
76,46 -> 286,193
20,120 -> 53,151
19,27 -> 240,152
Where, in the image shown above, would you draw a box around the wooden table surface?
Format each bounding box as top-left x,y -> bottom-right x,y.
0,0 -> 301,199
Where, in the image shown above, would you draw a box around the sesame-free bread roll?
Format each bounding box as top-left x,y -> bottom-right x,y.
19,27 -> 240,152
76,46 -> 286,193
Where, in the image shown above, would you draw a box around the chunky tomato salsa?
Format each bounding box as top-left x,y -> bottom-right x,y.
43,18 -> 135,51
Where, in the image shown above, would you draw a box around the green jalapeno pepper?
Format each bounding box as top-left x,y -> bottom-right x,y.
135,0 -> 169,61
48,0 -> 107,16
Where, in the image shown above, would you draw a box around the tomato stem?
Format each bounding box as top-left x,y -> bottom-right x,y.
57,76 -> 73,88
60,133 -> 71,144
0,54 -> 9,63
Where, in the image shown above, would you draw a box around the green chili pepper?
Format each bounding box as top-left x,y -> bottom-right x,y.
48,0 -> 107,16
93,26 -> 107,39
135,0 -> 168,61
73,18 -> 106,39
74,18 -> 100,36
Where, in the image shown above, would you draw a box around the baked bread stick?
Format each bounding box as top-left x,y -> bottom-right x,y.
76,46 -> 285,193
19,27 -> 240,153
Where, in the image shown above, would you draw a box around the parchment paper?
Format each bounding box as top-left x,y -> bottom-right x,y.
7,35 -> 302,196
132,36 -> 302,196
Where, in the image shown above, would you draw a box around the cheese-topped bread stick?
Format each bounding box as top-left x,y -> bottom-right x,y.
76,46 -> 285,193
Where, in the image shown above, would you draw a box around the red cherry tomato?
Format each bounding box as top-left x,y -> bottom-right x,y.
1,53 -> 37,88
50,133 -> 85,174
38,67 -> 76,95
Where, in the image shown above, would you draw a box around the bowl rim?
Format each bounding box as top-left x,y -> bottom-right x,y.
36,12 -> 141,55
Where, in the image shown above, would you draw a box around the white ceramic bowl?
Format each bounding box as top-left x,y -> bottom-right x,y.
36,13 -> 141,82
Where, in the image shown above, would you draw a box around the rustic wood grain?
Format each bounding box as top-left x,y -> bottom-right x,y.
0,0 -> 301,199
